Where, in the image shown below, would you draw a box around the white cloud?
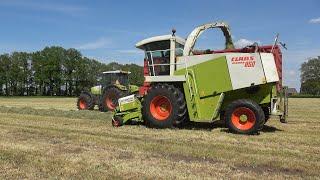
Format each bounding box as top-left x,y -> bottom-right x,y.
283,69 -> 300,90
288,70 -> 296,76
234,39 -> 260,48
283,48 -> 320,64
76,38 -> 111,50
309,17 -> 320,24
0,0 -> 87,15
282,48 -> 320,91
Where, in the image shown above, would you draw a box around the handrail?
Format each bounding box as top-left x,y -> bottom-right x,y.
187,69 -> 198,96
149,51 -> 156,76
145,48 -> 184,76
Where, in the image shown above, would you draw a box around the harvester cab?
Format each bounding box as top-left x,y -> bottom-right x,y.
135,33 -> 186,77
113,22 -> 288,135
77,70 -> 139,112
137,22 -> 236,91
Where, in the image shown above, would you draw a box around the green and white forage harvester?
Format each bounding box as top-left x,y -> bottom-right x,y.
112,22 -> 288,134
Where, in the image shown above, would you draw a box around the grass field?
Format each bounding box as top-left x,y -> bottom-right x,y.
0,97 -> 319,179
0,97 -> 76,110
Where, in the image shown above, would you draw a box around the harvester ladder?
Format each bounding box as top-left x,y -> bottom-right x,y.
185,66 -> 200,118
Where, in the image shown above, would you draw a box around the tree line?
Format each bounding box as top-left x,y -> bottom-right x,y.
0,46 -> 144,96
300,56 -> 320,95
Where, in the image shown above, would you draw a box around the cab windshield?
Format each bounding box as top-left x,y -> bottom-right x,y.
144,41 -> 184,76
101,73 -> 129,86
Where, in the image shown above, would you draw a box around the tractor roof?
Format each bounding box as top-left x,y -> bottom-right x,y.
135,34 -> 185,50
102,70 -> 131,74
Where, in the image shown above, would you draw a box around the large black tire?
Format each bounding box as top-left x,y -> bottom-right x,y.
142,84 -> 188,128
219,111 -> 228,127
225,99 -> 265,134
100,87 -> 124,112
77,92 -> 95,110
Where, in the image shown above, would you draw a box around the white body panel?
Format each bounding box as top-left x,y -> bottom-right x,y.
226,53 -> 265,90
118,94 -> 135,106
118,94 -> 136,112
176,52 -> 279,90
136,35 -> 185,49
260,53 -> 279,83
176,53 -> 228,70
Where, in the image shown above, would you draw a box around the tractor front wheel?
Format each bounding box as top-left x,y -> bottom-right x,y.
142,84 -> 188,128
100,87 -> 124,112
225,99 -> 265,134
77,93 -> 95,110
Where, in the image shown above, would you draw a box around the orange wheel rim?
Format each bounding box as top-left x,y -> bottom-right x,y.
106,94 -> 116,110
231,107 -> 256,130
150,95 -> 172,121
79,100 -> 87,109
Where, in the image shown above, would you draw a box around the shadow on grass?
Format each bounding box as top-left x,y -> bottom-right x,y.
219,124 -> 283,135
123,119 -> 283,134
178,120 -> 225,131
126,120 -> 217,131
261,125 -> 283,133
181,120 -> 283,134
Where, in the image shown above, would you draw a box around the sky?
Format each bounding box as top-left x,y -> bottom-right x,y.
0,0 -> 319,91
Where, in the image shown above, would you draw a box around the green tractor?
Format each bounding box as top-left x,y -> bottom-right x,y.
77,70 -> 139,112
112,22 -> 288,134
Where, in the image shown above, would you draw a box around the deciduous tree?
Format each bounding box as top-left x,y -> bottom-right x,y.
300,56 -> 320,95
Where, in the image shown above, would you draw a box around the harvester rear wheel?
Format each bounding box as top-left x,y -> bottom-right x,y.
100,87 -> 124,112
225,99 -> 265,134
143,84 -> 188,128
77,93 -> 95,110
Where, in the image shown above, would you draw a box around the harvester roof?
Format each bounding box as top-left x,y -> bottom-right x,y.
135,34 -> 185,50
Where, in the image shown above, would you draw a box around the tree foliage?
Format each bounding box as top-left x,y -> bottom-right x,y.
0,46 -> 143,96
300,56 -> 320,95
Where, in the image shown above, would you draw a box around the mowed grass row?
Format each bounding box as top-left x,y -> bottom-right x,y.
0,97 -> 77,110
0,98 -> 319,179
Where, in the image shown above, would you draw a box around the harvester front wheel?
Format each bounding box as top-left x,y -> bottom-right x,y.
225,99 -> 265,134
112,116 -> 123,127
143,84 -> 187,128
77,93 -> 95,110
100,87 -> 123,112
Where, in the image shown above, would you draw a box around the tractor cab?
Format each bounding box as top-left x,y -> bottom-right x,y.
136,34 -> 186,76
99,70 -> 130,88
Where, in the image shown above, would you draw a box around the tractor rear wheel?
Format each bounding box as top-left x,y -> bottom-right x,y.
142,84 -> 188,128
225,99 -> 265,134
100,87 -> 124,112
77,93 -> 95,110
